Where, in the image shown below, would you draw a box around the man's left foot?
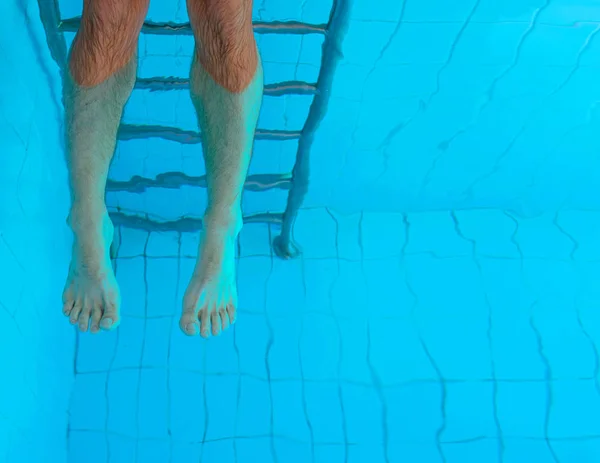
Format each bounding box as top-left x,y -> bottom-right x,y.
179,214 -> 240,338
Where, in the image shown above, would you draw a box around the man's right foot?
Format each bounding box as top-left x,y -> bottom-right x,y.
62,212 -> 121,333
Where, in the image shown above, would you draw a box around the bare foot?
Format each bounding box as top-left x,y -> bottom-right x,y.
180,214 -> 240,338
62,212 -> 121,333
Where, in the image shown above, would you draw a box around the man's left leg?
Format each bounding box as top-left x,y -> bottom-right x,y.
180,0 -> 263,337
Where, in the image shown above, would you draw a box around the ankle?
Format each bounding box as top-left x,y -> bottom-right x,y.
68,205 -> 112,234
203,207 -> 242,234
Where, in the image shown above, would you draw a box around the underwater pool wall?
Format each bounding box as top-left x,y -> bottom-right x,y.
0,1 -> 74,461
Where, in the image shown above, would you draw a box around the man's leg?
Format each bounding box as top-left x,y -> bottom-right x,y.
180,0 -> 263,337
62,0 -> 148,333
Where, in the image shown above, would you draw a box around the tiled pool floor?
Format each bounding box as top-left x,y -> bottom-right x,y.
67,210 -> 600,462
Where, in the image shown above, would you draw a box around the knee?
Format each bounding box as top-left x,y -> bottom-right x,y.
70,0 -> 149,87
189,0 -> 258,92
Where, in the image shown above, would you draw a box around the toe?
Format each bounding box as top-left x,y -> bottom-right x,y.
62,285 -> 74,316
211,310 -> 221,336
63,300 -> 74,317
219,308 -> 230,331
100,301 -> 119,331
90,305 -> 103,334
180,304 -> 200,336
70,302 -> 83,325
226,304 -> 237,325
180,319 -> 199,336
78,306 -> 92,332
199,309 -> 210,338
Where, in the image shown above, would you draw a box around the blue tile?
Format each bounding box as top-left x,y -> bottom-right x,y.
302,259 -> 338,315
331,261 -> 368,320
512,214 -> 576,260
417,316 -> 493,380
497,381 -> 548,439
202,440 -> 236,462
305,382 -> 344,443
205,375 -> 238,440
171,442 -> 202,463
260,34 -> 302,65
271,381 -> 311,442
250,139 -> 298,175
404,0 -> 481,21
237,257 -> 271,308
342,383 -> 384,444
557,211 -> 600,261
524,259 -> 577,307
299,312 -> 340,381
259,94 -> 313,131
146,232 -> 180,257
168,370 -> 206,441
351,0 -> 404,21
76,327 -> 118,373
236,376 -> 271,437
334,212 -> 361,261
502,438 -> 560,463
69,373 -> 107,430
549,379 -> 600,439
274,437 -> 312,463
136,440 -> 171,463
520,23 -> 599,67
369,319 -> 438,384
315,444 -> 346,463
360,212 -> 406,259
204,326 -> 239,375
292,208 -> 337,258
268,317 -> 302,379
168,317 -> 206,372
293,62 -> 321,84
406,211 -> 472,257
363,258 -> 415,319
552,437 -> 600,463
138,369 -> 169,438
57,0 -> 81,18
453,209 -> 522,258
235,313 -> 270,379
67,431 -> 107,463
266,259 -> 306,316
443,382 -> 498,442
442,439 -> 500,463
389,442 -> 444,463
235,437 -> 273,463
387,382 -> 443,442
243,189 -> 288,217
347,444 -> 387,463
112,316 -> 146,370
341,20 -> 397,66
106,435 -> 136,463
391,22 -> 468,65
531,301 -> 597,380
338,318 -> 371,384
107,370 -> 139,437
116,257 -> 147,318
141,317 -> 171,368
147,0 -> 187,22
452,22 -> 534,66
405,254 -> 490,320
473,0 -> 546,22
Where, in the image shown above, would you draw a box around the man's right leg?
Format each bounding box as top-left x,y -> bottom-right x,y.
62,0 -> 148,333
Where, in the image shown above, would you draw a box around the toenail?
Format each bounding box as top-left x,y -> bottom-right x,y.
100,318 -> 113,328
185,324 -> 198,334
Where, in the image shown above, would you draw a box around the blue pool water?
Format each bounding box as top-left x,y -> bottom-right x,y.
2,0 -> 600,461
